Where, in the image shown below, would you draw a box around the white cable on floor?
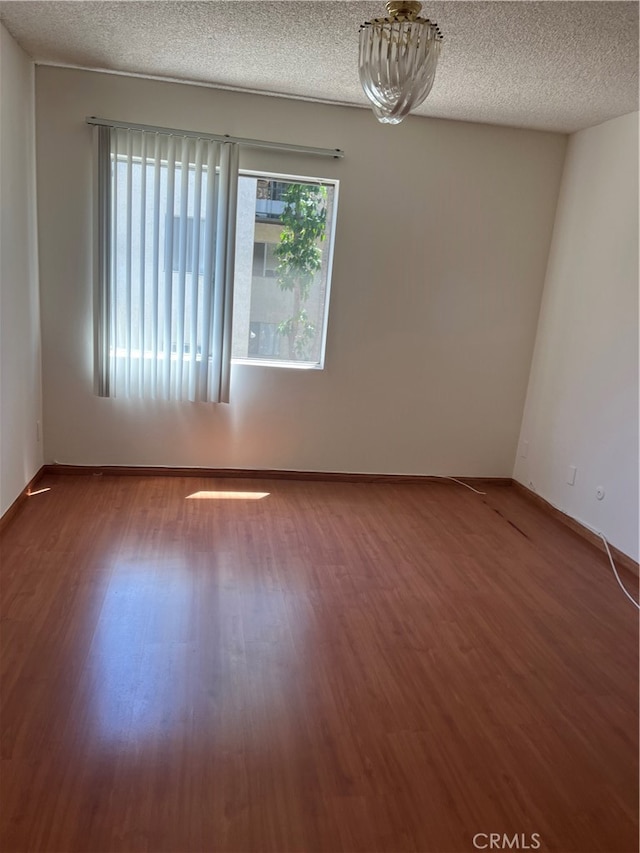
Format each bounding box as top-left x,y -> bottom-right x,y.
595,531 -> 640,611
548,505 -> 640,612
442,477 -> 638,610
456,479 -> 639,612
440,477 -> 487,496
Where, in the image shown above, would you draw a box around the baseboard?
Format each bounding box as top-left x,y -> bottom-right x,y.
0,467 -> 46,535
41,463 -> 513,487
512,480 -> 639,578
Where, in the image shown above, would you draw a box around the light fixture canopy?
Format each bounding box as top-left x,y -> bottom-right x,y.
359,0 -> 443,125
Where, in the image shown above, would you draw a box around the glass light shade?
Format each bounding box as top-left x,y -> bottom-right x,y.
359,3 -> 443,125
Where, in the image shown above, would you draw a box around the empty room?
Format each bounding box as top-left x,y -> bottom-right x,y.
0,1 -> 638,851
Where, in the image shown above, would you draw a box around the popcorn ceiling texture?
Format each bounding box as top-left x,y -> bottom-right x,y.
0,1 -> 637,133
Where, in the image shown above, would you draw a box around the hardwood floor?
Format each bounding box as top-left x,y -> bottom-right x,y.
1,475 -> 637,852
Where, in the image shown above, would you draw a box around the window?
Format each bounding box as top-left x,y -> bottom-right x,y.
232,174 -> 338,367
255,179 -> 289,221
251,242 -> 279,278
96,125 -> 338,404
96,126 -> 238,402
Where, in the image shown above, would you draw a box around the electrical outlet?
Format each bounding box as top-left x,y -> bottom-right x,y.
567,465 -> 577,486
596,486 -> 605,500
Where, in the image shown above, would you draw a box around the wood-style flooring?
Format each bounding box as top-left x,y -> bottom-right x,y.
1,474 -> 638,852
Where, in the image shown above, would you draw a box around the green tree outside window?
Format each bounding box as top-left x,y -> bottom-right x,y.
274,184 -> 327,359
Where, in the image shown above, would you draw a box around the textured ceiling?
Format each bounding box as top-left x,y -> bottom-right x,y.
1,1 -> 638,133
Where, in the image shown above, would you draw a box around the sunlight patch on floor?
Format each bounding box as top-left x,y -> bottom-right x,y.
186,490 -> 270,500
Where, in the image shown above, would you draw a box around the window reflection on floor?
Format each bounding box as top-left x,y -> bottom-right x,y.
90,560 -> 194,741
89,556 -> 298,744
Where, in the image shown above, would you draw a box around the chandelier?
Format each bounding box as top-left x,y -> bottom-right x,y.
359,0 -> 443,125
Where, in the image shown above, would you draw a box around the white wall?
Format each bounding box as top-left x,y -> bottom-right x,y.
0,24 -> 42,516
514,112 -> 639,561
35,66 -> 566,476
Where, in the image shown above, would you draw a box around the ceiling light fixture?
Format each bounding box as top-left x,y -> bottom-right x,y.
359,0 -> 443,125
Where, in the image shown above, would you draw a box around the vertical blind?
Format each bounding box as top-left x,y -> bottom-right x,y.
96,126 -> 239,402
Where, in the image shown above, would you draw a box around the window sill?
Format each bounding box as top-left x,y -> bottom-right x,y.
231,358 -> 324,370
